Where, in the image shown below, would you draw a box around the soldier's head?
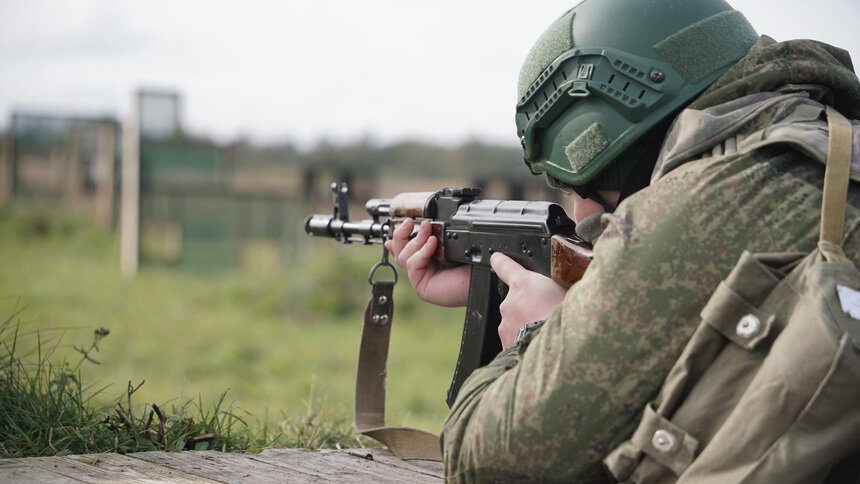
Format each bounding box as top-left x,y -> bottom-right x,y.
515,0 -> 758,206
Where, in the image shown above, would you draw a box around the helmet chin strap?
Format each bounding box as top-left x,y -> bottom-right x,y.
568,147 -> 659,213
616,116 -> 674,204
618,151 -> 660,204
578,115 -> 671,210
570,184 -> 616,213
572,155 -> 659,211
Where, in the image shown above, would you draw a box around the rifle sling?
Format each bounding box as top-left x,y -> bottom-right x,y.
354,280 -> 442,460
820,105 -> 854,256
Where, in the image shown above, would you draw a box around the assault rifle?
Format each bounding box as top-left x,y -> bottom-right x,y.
305,182 -> 593,407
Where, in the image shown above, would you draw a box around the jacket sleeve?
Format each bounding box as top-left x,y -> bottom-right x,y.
440,150 -> 825,482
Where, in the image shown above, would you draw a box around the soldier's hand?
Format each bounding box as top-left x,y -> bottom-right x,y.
491,252 -> 567,347
384,218 -> 470,307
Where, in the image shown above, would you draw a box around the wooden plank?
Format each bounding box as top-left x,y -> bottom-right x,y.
252,448 -> 444,483
336,449 -> 444,478
233,449 -> 369,482
0,448 -> 445,483
62,453 -> 220,483
4,453 -> 218,483
130,450 -> 322,483
0,459 -> 85,483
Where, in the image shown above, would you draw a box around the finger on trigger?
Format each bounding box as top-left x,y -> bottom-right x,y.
490,252 -> 517,283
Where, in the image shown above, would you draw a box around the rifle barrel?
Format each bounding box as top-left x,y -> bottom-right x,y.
303,214 -> 389,244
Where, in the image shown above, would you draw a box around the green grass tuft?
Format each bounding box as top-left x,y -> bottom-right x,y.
0,310 -> 364,457
0,311 -> 216,456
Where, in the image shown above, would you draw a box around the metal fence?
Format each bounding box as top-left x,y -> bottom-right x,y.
134,129 -> 304,273
139,184 -> 304,273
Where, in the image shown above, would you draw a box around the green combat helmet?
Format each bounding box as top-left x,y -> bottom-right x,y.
516,0 -> 758,189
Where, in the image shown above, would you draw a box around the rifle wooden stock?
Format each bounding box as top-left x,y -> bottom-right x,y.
551,234 -> 593,286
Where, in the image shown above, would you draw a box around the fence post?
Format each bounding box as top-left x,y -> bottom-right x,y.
65,128 -> 82,204
0,128 -> 11,202
94,122 -> 116,227
120,92 -> 141,276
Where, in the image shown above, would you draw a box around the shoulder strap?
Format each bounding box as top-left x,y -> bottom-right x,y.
819,106 -> 854,261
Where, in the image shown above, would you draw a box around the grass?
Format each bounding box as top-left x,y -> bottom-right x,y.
0,202 -> 463,456
0,311 -> 254,456
0,306 -> 369,457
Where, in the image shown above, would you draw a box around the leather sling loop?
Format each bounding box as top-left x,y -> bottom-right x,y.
353,250 -> 442,461
820,105 -> 854,249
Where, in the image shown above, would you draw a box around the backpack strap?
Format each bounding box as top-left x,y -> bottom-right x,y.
819,106 -> 854,262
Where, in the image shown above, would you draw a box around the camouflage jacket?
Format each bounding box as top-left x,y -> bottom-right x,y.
441,37 -> 860,483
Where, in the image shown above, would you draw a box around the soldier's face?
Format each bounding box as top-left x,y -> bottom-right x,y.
563,188 -> 620,223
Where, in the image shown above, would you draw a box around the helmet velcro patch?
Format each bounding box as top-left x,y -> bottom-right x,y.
565,122 -> 609,174
654,10 -> 758,84
517,10 -> 575,98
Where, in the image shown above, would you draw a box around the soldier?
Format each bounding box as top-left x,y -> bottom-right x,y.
386,0 -> 860,481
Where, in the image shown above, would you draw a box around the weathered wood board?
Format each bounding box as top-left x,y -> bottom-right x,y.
0,448 -> 444,483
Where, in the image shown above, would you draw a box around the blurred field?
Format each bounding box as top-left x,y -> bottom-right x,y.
0,203 -> 464,436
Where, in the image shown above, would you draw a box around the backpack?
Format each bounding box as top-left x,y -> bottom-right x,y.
603,106 -> 860,482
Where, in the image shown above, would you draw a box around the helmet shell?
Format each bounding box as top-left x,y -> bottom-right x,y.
516,0 -> 758,186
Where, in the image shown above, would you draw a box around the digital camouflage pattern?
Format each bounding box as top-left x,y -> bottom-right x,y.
654,36 -> 860,183
441,37 -> 860,483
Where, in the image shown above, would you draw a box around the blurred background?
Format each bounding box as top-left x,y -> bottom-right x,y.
1,0 -> 858,437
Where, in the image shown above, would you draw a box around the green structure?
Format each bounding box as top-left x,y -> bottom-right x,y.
131,90 -> 303,273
